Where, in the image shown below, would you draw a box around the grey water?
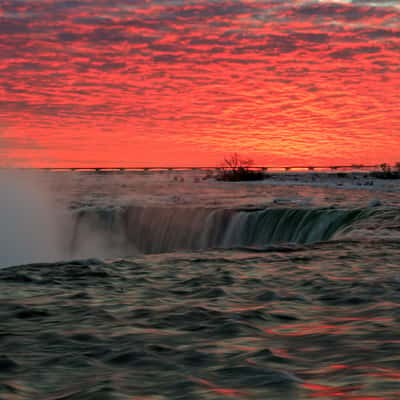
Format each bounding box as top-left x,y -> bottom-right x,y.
1,170 -> 400,399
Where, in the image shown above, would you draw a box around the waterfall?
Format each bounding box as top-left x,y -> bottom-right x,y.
69,206 -> 369,257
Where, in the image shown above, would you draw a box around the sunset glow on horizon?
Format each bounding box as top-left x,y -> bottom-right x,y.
1,0 -> 399,167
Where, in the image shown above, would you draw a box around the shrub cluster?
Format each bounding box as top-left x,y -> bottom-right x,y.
369,163 -> 400,179
215,167 -> 267,182
214,153 -> 267,182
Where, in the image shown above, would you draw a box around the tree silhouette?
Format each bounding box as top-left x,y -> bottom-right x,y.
217,153 -> 265,181
223,153 -> 254,171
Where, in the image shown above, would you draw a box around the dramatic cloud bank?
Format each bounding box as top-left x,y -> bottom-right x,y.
1,0 -> 399,166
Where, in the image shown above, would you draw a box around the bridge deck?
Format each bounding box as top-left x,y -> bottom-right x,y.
1,165 -> 381,172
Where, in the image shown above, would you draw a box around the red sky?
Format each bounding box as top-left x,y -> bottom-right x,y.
0,0 -> 399,167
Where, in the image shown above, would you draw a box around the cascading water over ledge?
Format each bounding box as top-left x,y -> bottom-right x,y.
69,206 -> 371,257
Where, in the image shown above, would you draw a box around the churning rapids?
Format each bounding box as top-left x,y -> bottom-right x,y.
1,170 -> 400,399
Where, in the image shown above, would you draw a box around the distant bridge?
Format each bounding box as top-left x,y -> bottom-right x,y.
4,165 -> 381,172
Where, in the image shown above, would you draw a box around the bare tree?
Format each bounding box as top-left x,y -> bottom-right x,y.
223,153 -> 254,171
380,163 -> 391,173
216,153 -> 263,181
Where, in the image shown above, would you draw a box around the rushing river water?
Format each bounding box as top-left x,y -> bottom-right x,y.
0,171 -> 399,399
